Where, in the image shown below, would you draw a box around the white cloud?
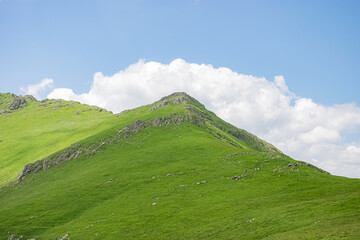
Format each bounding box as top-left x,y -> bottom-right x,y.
21,78 -> 54,99
47,59 -> 360,178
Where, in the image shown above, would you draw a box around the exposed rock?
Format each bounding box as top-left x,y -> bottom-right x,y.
75,111 -> 79,115
57,233 -> 69,240
247,217 -> 256,223
24,95 -> 37,102
272,162 -> 330,175
149,96 -> 185,111
287,162 -> 302,168
229,174 -> 248,180
265,153 -> 285,159
18,145 -> 83,181
153,117 -> 160,126
8,95 -> 27,110
226,152 -> 252,157
104,179 -> 113,184
8,234 -> 17,240
126,120 -> 145,133
194,180 -> 207,185
306,163 -> 330,174
17,113 -> 185,182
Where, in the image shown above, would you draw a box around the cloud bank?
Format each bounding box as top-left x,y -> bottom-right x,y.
21,78 -> 54,99
46,59 -> 360,178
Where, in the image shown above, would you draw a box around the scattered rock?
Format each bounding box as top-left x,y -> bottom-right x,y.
104,179 -> 113,184
8,234 -> 16,240
287,162 -> 302,168
165,173 -> 174,177
226,152 -> 252,157
152,202 -> 157,206
272,162 -> 330,175
194,180 -> 207,185
265,153 -> 284,159
229,174 -> 248,180
75,111 -> 79,115
57,233 -> 69,240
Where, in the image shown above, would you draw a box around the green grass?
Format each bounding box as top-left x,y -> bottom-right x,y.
0,92 -> 359,239
0,93 -> 117,185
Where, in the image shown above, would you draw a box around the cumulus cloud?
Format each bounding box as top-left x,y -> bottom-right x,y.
46,59 -> 360,178
21,78 -> 54,99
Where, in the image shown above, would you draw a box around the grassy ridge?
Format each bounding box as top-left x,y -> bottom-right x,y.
0,93 -> 116,185
0,92 -> 359,239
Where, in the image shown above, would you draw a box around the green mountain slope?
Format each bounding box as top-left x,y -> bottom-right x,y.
0,93 -> 116,185
0,92 -> 359,239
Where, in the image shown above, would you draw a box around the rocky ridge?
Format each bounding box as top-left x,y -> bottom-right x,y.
16,92 -> 281,181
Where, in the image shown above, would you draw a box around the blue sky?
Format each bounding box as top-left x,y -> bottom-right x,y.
1,0 -> 360,177
0,0 -> 359,105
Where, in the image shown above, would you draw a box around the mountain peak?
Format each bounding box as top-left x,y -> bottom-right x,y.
148,92 -> 280,153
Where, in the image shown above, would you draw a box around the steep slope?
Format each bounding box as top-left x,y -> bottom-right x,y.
0,92 -> 359,239
0,93 -> 116,185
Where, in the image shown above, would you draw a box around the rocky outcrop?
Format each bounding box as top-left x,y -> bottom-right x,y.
306,163 -> 330,174
149,97 -> 185,111
18,145 -> 83,181
226,152 -> 252,157
8,94 -> 27,110
24,95 -> 37,102
272,162 -> 330,175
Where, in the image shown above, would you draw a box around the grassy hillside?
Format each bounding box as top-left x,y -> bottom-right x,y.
0,93 -> 116,185
0,92 -> 359,239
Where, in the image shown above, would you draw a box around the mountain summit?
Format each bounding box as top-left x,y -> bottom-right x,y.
0,92 -> 359,239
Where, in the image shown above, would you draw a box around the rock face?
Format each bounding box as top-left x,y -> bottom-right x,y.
8,94 -> 27,110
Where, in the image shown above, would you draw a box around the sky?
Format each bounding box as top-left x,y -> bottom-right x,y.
1,0 -> 360,177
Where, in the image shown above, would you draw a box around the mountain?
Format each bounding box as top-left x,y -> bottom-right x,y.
0,92 -> 359,239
